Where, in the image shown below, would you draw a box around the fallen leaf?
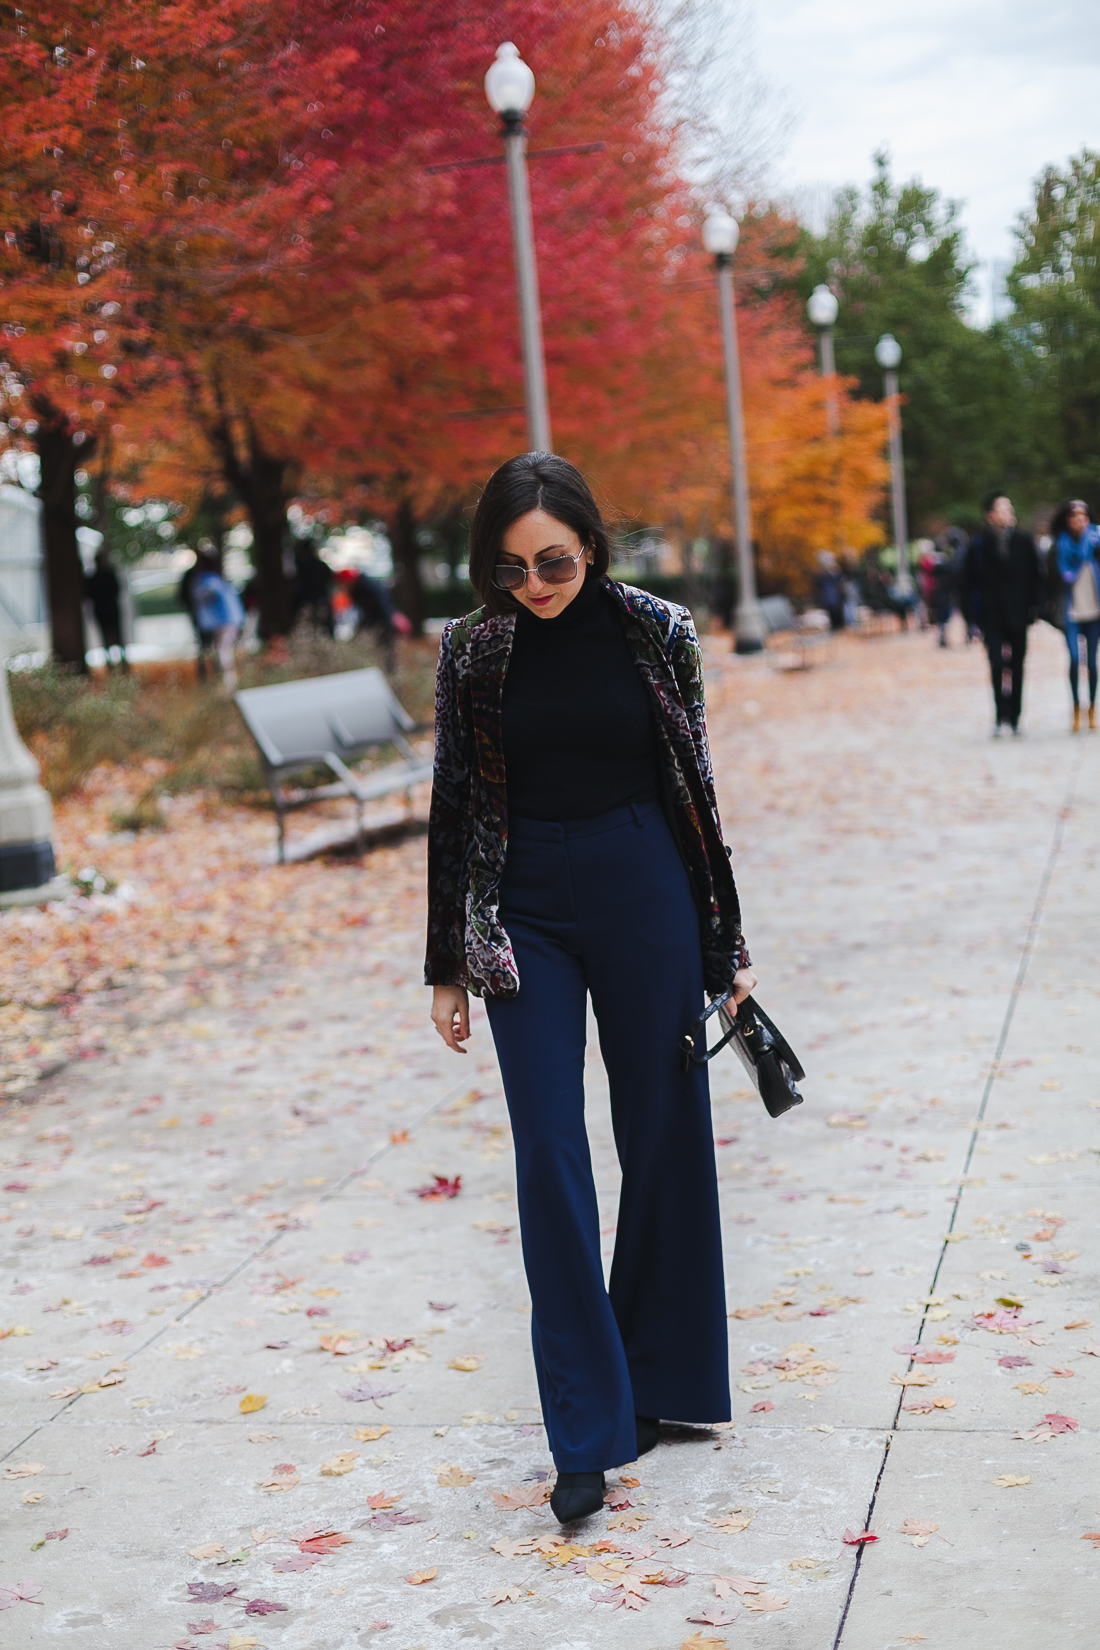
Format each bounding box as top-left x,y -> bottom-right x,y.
405,1567 -> 437,1586
188,1543 -> 224,1560
299,1532 -> 352,1554
932,1396 -> 957,1409
3,1463 -> 44,1480
416,1174 -> 462,1200
1080,1532 -> 1100,1546
0,1581 -> 42,1609
187,1582 -> 238,1603
486,1584 -> 525,1603
716,1575 -> 766,1596
257,1473 -> 300,1493
891,1371 -> 938,1386
687,1608 -> 739,1626
448,1357 -> 482,1372
248,1431 -> 278,1444
271,1554 -> 322,1572
749,1400 -> 775,1413
243,1599 -> 288,1616
351,1425 -> 391,1442
225,1637 -> 258,1650
607,1510 -> 652,1531
789,1557 -> 825,1569
1016,1381 -> 1049,1395
492,1483 -> 552,1509
239,1394 -> 267,1414
338,1382 -> 400,1405
741,1591 -> 788,1612
437,1464 -> 475,1487
491,1537 -> 539,1559
320,1452 -> 359,1477
366,1491 -> 402,1509
899,1519 -> 939,1538
993,1474 -> 1031,1487
707,1512 -> 753,1534
654,1530 -> 693,1548
842,1529 -> 878,1545
682,1636 -> 728,1650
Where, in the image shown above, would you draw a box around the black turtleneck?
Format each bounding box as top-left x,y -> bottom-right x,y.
501,575 -> 659,821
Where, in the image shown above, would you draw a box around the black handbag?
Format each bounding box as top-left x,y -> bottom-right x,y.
680,993 -> 805,1118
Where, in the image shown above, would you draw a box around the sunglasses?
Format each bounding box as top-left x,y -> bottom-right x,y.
491,547 -> 587,592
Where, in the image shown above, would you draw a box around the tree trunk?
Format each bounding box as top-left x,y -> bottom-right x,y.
205,410 -> 293,641
247,440 -> 293,642
35,417 -> 87,670
389,497 -> 425,637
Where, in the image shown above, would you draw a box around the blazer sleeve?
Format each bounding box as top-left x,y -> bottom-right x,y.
668,609 -> 752,971
424,623 -> 474,988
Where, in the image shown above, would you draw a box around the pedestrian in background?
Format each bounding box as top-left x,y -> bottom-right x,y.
1052,499 -> 1100,731
190,552 -> 244,691
84,546 -> 128,671
426,452 -> 755,1525
814,551 -> 844,630
965,492 -> 1040,737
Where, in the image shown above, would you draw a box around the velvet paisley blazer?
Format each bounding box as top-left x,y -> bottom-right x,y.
424,578 -> 750,999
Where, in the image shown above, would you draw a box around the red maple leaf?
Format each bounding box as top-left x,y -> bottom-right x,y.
842,1528 -> 878,1544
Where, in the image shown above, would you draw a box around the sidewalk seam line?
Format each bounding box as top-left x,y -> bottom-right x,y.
829,743 -> 1083,1650
0,1075 -> 474,1464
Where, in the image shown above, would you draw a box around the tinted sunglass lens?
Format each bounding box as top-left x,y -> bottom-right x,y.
492,565 -> 526,590
538,554 -> 580,584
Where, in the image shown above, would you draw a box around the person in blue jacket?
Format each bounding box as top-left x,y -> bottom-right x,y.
1053,499 -> 1100,731
190,552 -> 245,692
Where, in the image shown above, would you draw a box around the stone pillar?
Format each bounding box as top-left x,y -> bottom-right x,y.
0,657 -> 61,903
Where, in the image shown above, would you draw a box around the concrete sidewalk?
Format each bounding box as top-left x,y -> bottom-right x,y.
1,623 -> 1097,1650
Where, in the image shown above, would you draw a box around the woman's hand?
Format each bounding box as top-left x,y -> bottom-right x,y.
431,985 -> 471,1054
730,967 -> 757,1007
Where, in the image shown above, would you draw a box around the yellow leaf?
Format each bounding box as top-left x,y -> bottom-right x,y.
4,1462 -> 44,1480
239,1393 -> 268,1414
188,1542 -> 224,1559
993,1474 -> 1031,1487
320,1451 -> 359,1476
449,1356 -> 483,1372
20,1492 -> 44,1504
437,1463 -> 475,1487
707,1511 -> 753,1533
226,1637 -> 259,1650
405,1566 -> 438,1586
257,1472 -> 299,1492
159,1115 -> 181,1128
352,1425 -> 390,1442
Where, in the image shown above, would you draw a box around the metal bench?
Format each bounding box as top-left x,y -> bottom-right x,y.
759,596 -> 833,671
235,667 -> 434,863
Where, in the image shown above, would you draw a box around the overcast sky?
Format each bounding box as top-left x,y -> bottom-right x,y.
750,0 -> 1100,323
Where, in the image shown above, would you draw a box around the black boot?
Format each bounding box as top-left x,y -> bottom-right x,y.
550,1471 -> 605,1524
635,1415 -> 660,1456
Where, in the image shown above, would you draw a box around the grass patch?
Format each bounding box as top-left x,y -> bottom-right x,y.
9,631 -> 438,808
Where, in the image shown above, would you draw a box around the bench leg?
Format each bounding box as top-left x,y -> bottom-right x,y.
274,792 -> 287,864
356,797 -> 365,857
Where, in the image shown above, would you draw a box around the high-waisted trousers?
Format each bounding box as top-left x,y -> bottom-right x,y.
485,799 -> 731,1473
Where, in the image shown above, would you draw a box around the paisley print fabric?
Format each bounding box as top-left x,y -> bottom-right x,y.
424,579 -> 750,998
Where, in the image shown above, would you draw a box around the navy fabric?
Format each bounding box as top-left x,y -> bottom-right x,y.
485,799 -> 731,1473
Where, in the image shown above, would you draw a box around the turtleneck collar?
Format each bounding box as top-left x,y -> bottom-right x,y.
513,569 -> 601,632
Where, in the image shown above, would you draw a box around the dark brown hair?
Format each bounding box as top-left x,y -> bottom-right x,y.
468,452 -> 611,613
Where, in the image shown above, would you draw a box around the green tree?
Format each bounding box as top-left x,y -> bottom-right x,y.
1005,150 -> 1100,515
794,153 -> 1024,530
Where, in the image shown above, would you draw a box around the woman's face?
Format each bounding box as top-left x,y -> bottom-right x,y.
498,509 -> 594,619
1068,506 -> 1090,536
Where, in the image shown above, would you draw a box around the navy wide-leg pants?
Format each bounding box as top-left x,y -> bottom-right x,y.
485,800 -> 731,1473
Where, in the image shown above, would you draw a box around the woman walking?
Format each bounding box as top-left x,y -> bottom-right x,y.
425,454 -> 755,1524
1053,500 -> 1100,730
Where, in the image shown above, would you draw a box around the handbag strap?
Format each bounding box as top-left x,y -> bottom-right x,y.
679,989 -> 736,1072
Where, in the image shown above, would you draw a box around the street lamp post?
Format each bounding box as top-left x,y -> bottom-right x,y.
703,209 -> 764,654
484,43 -> 551,454
807,284 -> 839,435
875,332 -> 912,595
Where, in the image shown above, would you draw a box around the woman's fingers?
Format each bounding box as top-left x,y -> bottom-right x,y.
730,967 -> 758,1005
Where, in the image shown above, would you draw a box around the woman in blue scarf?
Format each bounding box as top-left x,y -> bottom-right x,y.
1053,499 -> 1100,731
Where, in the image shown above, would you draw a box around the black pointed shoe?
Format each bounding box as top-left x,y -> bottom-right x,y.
550,1471 -> 606,1524
635,1415 -> 660,1456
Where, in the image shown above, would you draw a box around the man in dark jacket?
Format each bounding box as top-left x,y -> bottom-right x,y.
965,491 -> 1040,735
84,547 -> 128,671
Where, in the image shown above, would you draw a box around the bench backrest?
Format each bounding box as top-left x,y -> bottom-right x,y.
235,667 -> 414,771
759,594 -> 797,635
